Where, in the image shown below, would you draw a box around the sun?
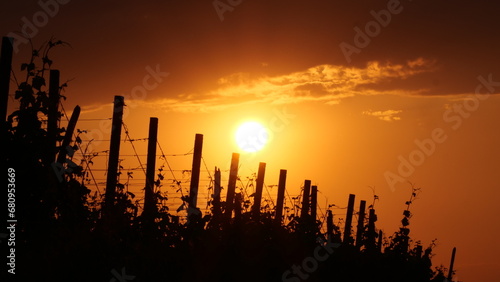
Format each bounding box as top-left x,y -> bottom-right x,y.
235,121 -> 269,152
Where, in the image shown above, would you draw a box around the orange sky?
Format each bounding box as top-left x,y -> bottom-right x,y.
3,1 -> 500,280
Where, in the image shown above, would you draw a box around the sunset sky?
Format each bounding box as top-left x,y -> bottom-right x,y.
3,0 -> 500,280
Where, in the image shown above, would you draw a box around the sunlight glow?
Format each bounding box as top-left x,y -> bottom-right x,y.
235,121 -> 269,152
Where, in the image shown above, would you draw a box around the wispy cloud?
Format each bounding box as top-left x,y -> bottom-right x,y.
139,58 -> 437,113
79,103 -> 111,115
362,110 -> 403,122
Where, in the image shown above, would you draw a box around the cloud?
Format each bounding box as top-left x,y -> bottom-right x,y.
362,110 -> 403,122
140,58 -> 436,113
79,103 -> 112,115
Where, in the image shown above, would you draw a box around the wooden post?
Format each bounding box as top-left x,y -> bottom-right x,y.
367,208 -> 378,250
189,133 -> 203,209
0,37 -> 13,180
214,167 -> 221,201
377,230 -> 383,253
225,153 -> 239,219
343,194 -> 355,244
310,185 -> 318,221
300,180 -> 311,219
104,96 -> 124,211
447,247 -> 457,281
234,192 -> 242,219
0,37 -> 13,123
327,210 -> 334,236
56,106 -> 81,164
213,166 -> 222,215
45,70 -> 60,166
274,169 -> 287,224
51,105 -> 81,183
143,117 -> 158,220
355,200 -> 366,249
252,162 -> 266,219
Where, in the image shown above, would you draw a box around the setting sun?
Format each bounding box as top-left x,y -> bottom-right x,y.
235,121 -> 269,152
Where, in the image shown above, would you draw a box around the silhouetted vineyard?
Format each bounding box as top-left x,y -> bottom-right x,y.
2,38 -> 454,282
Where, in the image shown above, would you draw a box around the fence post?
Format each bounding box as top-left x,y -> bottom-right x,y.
252,162 -> 266,219
343,194 -> 355,244
378,230 -> 383,253
300,180 -> 311,219
225,153 -> 239,220
447,247 -> 457,281
213,166 -> 222,216
189,133 -> 203,209
355,200 -> 366,249
143,117 -> 158,223
104,96 -> 124,212
0,37 -> 13,179
45,70 -> 60,166
56,106 -> 80,163
367,208 -> 378,250
0,37 -> 13,123
275,169 -> 287,224
310,185 -> 318,221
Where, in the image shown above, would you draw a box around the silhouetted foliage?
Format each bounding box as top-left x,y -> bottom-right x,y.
4,40 -> 453,282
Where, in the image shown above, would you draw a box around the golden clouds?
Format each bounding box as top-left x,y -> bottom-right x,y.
362,109 -> 402,122
142,58 -> 435,113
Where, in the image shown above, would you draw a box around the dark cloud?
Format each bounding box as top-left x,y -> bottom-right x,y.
2,0 -> 499,109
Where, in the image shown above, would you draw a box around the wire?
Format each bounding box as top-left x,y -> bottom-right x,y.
78,138 -> 149,142
122,122 -> 146,177
201,156 -> 213,182
263,182 -> 275,207
201,156 -> 214,209
156,140 -> 187,199
78,118 -> 112,121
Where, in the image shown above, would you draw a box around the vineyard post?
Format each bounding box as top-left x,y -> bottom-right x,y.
143,117 -> 158,222
45,70 -> 60,166
447,247 -> 457,281
234,192 -> 243,219
189,133 -> 203,209
0,37 -> 13,124
310,185 -> 318,221
327,210 -> 334,240
213,166 -> 222,216
355,200 -> 366,249
275,169 -> 287,224
0,37 -> 13,177
300,180 -> 311,219
104,95 -> 124,212
225,152 -> 240,219
252,162 -> 266,219
56,106 -> 81,164
377,230 -> 383,253
343,194 -> 355,244
367,208 -> 378,250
